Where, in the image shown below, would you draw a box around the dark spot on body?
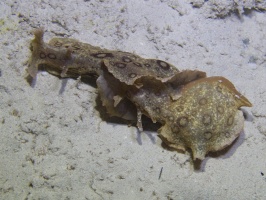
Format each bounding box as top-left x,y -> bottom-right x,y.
227,115 -> 234,126
133,62 -> 142,67
168,116 -> 174,121
155,107 -> 160,113
91,53 -> 114,58
171,125 -> 180,134
179,98 -> 186,104
115,62 -> 127,68
48,53 -> 56,59
72,44 -> 81,50
156,60 -> 170,70
144,63 -> 151,68
122,56 -> 132,63
216,86 -> 223,93
199,98 -> 207,105
176,106 -> 183,112
229,101 -> 235,107
204,132 -> 212,140
53,41 -> 62,47
217,105 -> 224,114
129,73 -> 137,78
225,132 -> 230,138
202,114 -> 212,125
178,116 -> 188,127
40,52 -> 46,59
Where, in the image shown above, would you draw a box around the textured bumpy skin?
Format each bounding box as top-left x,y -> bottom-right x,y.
28,29 -> 252,160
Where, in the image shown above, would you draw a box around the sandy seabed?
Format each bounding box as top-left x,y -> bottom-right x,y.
0,0 -> 266,199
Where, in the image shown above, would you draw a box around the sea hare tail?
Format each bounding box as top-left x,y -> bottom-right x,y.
27,28 -> 45,78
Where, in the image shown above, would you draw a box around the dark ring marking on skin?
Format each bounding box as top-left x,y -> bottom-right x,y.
227,115 -> 234,126
72,44 -> 81,50
171,126 -> 180,134
155,107 -> 160,113
180,98 -> 186,104
40,52 -> 46,59
202,114 -> 212,125
225,132 -> 230,138
156,60 -> 170,70
217,105 -> 224,114
115,62 -> 127,68
168,116 -> 174,121
229,101 -> 235,107
48,53 -> 56,59
133,62 -> 142,67
176,106 -> 183,112
54,41 -> 62,47
128,73 -> 137,78
216,86 -> 223,93
199,98 -> 207,105
122,56 -> 132,63
90,53 -> 114,58
144,63 -> 151,68
178,116 -> 188,127
204,132 -> 212,140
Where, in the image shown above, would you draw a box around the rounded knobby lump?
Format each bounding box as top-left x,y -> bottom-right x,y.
158,76 -> 252,160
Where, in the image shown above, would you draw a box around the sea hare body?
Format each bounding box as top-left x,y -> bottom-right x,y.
28,29 -> 252,160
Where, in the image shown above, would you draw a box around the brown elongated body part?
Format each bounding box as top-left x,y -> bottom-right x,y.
28,29 -> 252,160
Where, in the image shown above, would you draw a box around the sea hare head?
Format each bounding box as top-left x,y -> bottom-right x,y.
159,76 -> 252,160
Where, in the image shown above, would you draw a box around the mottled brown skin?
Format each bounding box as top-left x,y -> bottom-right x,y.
28,29 -> 252,160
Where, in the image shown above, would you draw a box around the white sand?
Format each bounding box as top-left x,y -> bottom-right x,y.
0,0 -> 266,199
